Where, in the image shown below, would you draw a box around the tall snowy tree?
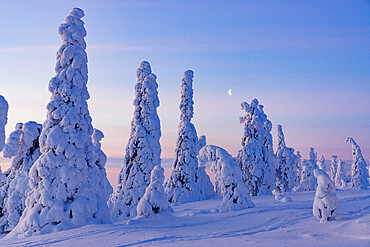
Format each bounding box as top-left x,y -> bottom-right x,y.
0,95 -> 8,152
294,151 -> 302,188
275,125 -> 296,192
330,155 -> 338,182
335,159 -> 346,187
308,148 -> 318,170
165,70 -> 214,203
0,122 -> 41,233
8,8 -> 112,237
199,145 -> 254,212
236,99 -> 275,196
317,155 -> 326,171
109,61 -> 162,220
137,166 -> 170,218
346,137 -> 368,189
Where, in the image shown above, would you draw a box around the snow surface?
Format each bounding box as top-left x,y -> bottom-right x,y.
1,188 -> 369,246
0,95 -> 8,152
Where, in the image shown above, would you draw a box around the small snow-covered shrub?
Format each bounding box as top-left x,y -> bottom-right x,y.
137,166 -> 170,218
237,99 -> 275,196
199,145 -> 254,212
165,70 -> 214,203
313,169 -> 338,223
0,95 -> 8,152
0,122 -> 41,233
346,138 -> 368,189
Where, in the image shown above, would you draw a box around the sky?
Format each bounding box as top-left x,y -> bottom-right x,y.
0,0 -> 369,161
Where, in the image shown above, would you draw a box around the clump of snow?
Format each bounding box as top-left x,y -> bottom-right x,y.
109,61 -> 161,220
0,122 -> 42,233
335,159 -> 346,187
313,169 -> 338,223
236,99 -> 275,196
346,137 -> 368,189
330,155 -> 338,182
0,95 -> 8,152
272,189 -> 292,203
165,70 -> 214,203
275,125 -> 297,193
137,166 -> 171,218
317,155 -> 326,171
199,145 -> 254,212
7,8 -> 112,237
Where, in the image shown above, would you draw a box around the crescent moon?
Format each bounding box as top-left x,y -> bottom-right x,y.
228,89 -> 232,96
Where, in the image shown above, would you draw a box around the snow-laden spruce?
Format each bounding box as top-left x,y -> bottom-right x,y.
275,125 -> 297,192
0,95 -> 8,152
335,159 -> 346,187
295,159 -> 317,192
0,122 -> 41,233
109,61 -> 161,220
199,145 -> 254,212
317,155 -> 326,171
137,166 -> 171,218
165,70 -> 214,203
330,155 -> 338,182
346,137 -> 368,189
294,151 -> 302,188
313,169 -> 338,223
236,99 -> 275,196
8,8 -> 112,237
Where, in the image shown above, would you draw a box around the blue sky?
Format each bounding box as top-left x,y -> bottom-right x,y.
0,0 -> 369,160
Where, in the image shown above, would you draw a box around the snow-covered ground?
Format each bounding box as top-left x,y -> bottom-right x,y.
0,188 -> 368,246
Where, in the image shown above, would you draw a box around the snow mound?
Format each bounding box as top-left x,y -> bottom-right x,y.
199,145 -> 254,212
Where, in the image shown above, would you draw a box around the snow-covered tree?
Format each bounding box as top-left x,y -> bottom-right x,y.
109,61 -> 161,220
317,155 -> 326,171
275,125 -> 296,192
236,99 -> 275,196
330,155 -> 338,182
0,122 -> 41,233
335,159 -> 346,187
199,145 -> 254,212
0,95 -> 8,152
313,169 -> 338,223
308,148 -> 318,170
197,135 -> 206,153
8,8 -> 112,237
165,70 -> 214,203
295,158 -> 317,192
137,166 -> 170,218
346,137 -> 368,189
294,151 -> 302,187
